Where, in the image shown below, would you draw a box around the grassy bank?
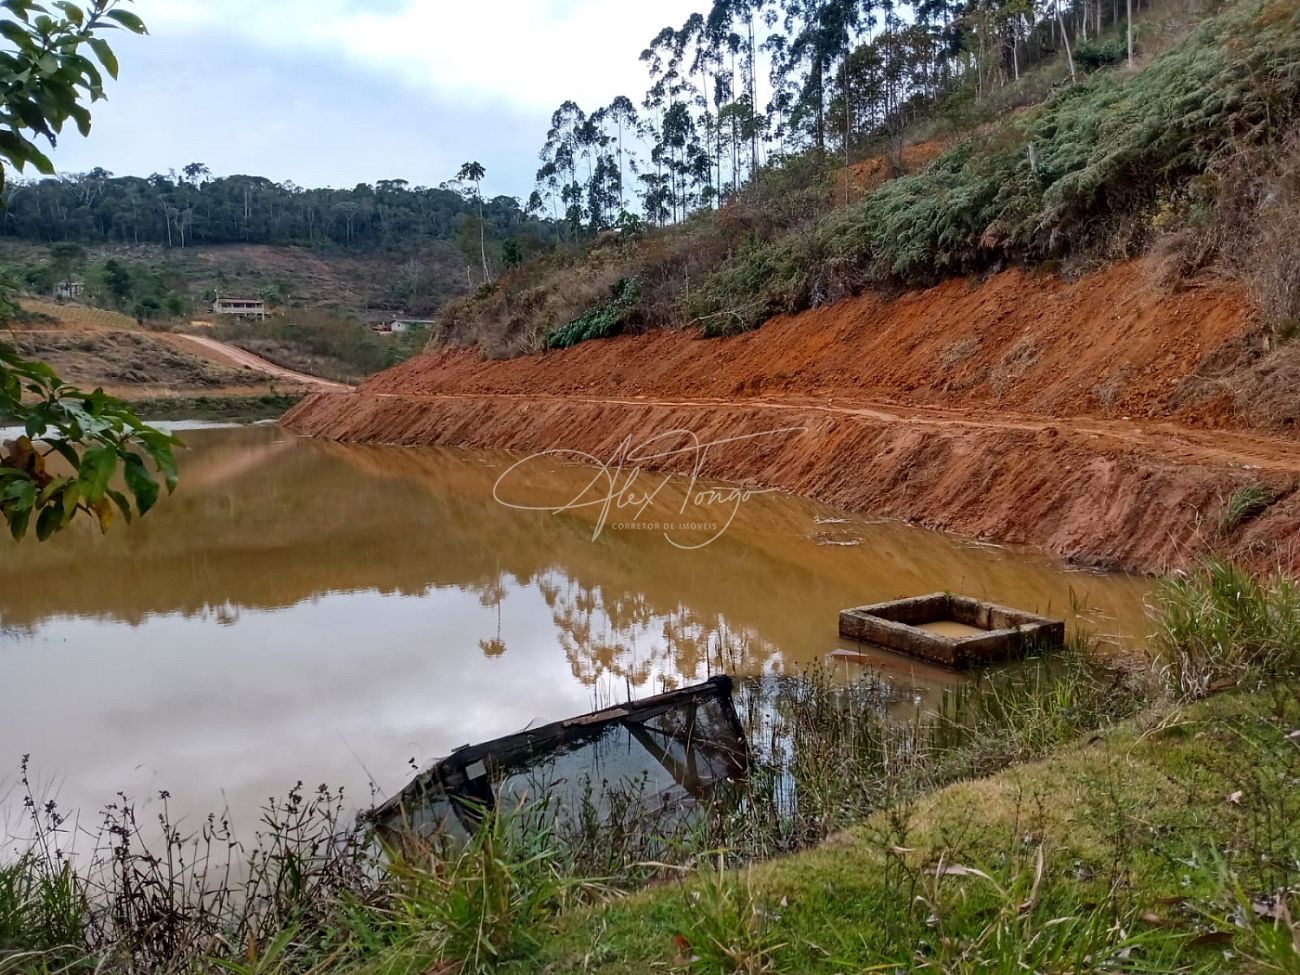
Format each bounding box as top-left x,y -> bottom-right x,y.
2,563 -> 1298,974
127,392 -> 306,423
529,691 -> 1298,973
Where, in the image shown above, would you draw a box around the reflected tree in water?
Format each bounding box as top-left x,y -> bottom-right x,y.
474,577 -> 508,659
543,575 -> 779,688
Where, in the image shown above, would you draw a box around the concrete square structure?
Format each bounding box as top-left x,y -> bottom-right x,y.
838,593 -> 1065,669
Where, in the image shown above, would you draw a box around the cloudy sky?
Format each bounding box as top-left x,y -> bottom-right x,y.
47,0 -> 702,200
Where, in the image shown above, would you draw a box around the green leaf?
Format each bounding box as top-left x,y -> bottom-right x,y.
76,443 -> 115,499
86,35 -> 115,78
45,439 -> 80,469
35,498 -> 61,540
0,130 -> 38,169
36,473 -> 70,505
27,144 -> 54,174
103,8 -> 144,33
138,429 -> 180,490
0,19 -> 31,45
52,1 -> 82,25
122,452 -> 159,514
1,477 -> 37,505
68,102 -> 90,136
8,504 -> 31,541
105,487 -> 132,523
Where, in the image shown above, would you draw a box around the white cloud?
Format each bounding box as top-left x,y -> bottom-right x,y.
133,0 -> 702,113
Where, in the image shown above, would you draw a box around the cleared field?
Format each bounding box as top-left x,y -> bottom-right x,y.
17,298 -> 140,331
6,329 -> 299,396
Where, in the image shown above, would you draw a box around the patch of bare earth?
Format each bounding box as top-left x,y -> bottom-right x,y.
285,258 -> 1300,574
6,329 -> 300,397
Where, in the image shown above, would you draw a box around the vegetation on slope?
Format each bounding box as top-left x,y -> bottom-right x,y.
689,0 -> 1300,334
435,0 -> 1300,355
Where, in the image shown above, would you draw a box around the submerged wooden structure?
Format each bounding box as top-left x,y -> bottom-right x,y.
839,593 -> 1065,669
373,675 -> 748,838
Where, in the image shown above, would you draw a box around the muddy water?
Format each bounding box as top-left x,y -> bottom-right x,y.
916,620 -> 989,639
0,425 -> 1151,832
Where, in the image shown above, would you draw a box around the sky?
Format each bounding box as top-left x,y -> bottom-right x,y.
46,0 -> 703,200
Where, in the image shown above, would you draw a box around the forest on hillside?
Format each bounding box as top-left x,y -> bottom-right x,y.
438,0 -> 1299,356
528,0 -> 1137,232
0,167 -> 557,259
2,0 -> 1143,256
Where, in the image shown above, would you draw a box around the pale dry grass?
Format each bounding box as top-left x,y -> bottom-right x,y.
17,298 -> 140,331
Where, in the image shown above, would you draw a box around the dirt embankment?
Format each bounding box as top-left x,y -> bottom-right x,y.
285,260 -> 1300,574
7,329 -> 274,396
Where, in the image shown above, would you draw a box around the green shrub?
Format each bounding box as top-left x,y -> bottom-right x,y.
386,806 -> 574,975
545,276 -> 641,349
1073,37 -> 1128,71
1218,483 -> 1281,535
1153,559 -> 1300,699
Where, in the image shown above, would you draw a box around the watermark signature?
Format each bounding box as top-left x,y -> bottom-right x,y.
492,426 -> 806,549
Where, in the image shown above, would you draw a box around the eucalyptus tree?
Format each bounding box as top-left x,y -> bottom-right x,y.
605,95 -> 641,214
708,0 -> 769,178
539,100 -> 589,235
455,160 -> 491,282
678,11 -> 725,203
640,26 -> 685,221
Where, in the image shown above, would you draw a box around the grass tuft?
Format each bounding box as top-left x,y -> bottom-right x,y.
1218,483 -> 1282,535
1153,559 -> 1300,698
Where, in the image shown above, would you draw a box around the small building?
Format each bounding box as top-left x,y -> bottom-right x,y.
388,317 -> 435,333
212,296 -> 266,320
367,312 -> 436,335
53,281 -> 84,300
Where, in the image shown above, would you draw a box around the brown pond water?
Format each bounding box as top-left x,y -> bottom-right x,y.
0,424 -> 1152,834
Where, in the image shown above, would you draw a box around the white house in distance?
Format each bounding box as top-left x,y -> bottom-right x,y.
212,296 -> 267,320
371,316 -> 435,335
389,317 -> 434,333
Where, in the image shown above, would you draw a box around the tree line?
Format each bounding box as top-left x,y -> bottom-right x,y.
531,0 -> 1138,231
0,164 -> 556,259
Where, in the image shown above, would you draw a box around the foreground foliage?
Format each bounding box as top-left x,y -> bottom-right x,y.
0,342 -> 179,539
1,0 -> 180,542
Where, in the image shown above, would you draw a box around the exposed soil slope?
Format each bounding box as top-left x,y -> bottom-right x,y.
286,260 -> 1300,573
7,329 -> 277,397
365,261 -> 1276,424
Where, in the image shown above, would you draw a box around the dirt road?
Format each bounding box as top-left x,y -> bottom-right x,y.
169,334 -> 352,390
363,390 -> 1300,475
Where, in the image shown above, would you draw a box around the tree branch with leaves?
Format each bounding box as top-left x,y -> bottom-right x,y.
1,0 -> 179,542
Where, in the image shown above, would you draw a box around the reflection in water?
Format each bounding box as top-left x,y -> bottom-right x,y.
376,676 -> 747,842
0,425 -> 1152,833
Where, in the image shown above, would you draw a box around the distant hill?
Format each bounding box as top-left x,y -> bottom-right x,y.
0,170 -> 557,285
